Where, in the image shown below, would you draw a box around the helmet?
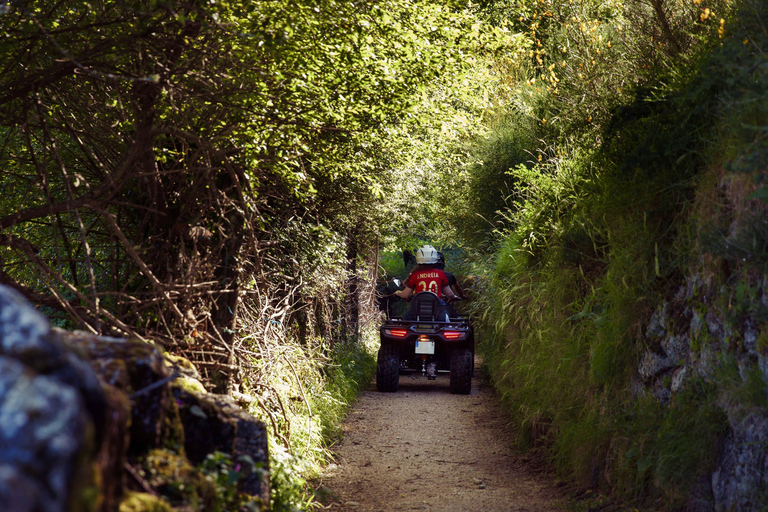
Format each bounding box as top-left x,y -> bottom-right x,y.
415,245 -> 439,265
436,252 -> 445,269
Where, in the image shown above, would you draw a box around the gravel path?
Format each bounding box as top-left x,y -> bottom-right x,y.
318,363 -> 568,511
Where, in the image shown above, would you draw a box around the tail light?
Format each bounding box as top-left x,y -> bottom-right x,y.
443,331 -> 465,340
384,328 -> 409,338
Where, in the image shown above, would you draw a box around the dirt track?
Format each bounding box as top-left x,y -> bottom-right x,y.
318,363 -> 568,511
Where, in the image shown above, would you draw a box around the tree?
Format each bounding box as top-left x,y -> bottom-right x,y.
0,0 -> 490,390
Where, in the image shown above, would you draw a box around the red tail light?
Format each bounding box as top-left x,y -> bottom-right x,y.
385,329 -> 409,338
444,331 -> 463,340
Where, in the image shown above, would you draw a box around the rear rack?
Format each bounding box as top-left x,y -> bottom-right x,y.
386,315 -> 470,324
382,317 -> 471,331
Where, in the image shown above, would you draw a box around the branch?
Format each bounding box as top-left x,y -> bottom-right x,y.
0,197 -> 105,231
649,0 -> 681,55
0,233 -> 142,338
0,126 -> 147,231
0,267 -> 97,325
98,209 -> 189,327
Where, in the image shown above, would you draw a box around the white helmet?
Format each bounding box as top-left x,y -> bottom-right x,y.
415,245 -> 439,265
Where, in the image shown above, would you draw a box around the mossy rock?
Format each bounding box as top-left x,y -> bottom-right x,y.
119,492 -> 173,512
173,376 -> 207,395
164,353 -> 202,380
139,449 -> 218,509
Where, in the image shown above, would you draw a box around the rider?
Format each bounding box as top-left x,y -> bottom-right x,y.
436,251 -> 464,318
394,245 -> 459,320
436,252 -> 465,298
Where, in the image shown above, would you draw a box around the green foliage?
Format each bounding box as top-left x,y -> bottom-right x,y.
458,112 -> 538,245
268,440 -> 312,512
653,387 -> 728,494
0,0 -> 501,341
463,0 -> 768,507
378,250 -> 408,280
199,452 -> 265,512
239,322 -> 377,510
367,28 -> 526,249
719,357 -> 768,415
614,382 -> 728,506
134,449 -> 224,511
317,336 -> 377,442
119,492 -> 174,512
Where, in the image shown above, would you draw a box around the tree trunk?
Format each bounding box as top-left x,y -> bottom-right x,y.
343,227 -> 360,340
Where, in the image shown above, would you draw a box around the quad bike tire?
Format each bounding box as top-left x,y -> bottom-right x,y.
449,348 -> 472,395
376,343 -> 400,392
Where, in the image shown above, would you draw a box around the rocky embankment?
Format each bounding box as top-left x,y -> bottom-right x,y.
0,285 -> 270,512
639,274 -> 768,511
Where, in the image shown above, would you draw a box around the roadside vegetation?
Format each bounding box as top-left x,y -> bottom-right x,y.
448,0 -> 768,509
0,0 -> 507,508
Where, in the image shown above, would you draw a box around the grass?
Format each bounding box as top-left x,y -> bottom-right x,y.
242,329 -> 377,512
464,3 -> 768,507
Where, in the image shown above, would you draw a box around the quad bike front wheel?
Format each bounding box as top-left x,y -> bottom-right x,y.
449,348 -> 472,395
376,342 -> 400,392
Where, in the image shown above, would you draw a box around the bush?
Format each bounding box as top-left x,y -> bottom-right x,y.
468,0 -> 767,507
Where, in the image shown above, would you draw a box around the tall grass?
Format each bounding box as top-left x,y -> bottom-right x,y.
467,2 -> 768,506
244,329 -> 377,511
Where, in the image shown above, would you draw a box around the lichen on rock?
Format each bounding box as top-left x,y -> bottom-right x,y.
0,284 -> 270,511
118,492 -> 173,512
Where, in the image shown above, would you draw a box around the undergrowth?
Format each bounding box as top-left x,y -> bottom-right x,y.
244,329 -> 377,511
467,0 -> 768,507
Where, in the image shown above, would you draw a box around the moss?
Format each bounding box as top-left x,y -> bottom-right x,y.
123,340 -> 163,368
164,353 -> 200,377
654,382 -> 729,500
161,390 -> 185,454
141,449 -> 198,504
138,449 -> 219,510
68,418 -> 102,512
73,461 -> 104,512
756,326 -> 768,355
173,376 -> 207,395
689,304 -> 711,353
118,492 -> 173,512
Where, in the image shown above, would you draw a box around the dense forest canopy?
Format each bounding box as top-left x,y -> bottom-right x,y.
0,0 -> 500,376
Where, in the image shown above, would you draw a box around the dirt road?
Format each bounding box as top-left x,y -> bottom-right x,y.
318,366 -> 568,511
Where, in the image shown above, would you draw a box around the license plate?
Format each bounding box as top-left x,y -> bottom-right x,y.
415,340 -> 435,355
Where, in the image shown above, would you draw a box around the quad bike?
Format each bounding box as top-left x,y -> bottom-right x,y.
376,289 -> 474,394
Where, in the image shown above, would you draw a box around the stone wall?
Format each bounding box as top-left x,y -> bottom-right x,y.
0,285 -> 270,511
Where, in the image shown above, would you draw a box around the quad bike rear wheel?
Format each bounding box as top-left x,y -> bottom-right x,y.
376,343 -> 400,392
449,348 -> 472,395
